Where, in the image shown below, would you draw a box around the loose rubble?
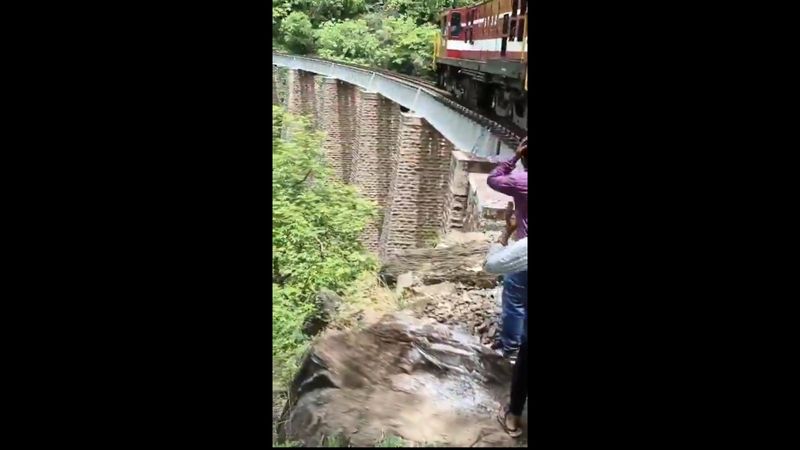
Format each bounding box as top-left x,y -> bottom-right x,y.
386,231 -> 507,350
415,284 -> 503,347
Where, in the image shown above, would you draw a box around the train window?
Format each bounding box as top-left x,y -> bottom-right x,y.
517,17 -> 525,42
510,18 -> 516,41
512,0 -> 518,17
450,12 -> 462,37
502,14 -> 509,35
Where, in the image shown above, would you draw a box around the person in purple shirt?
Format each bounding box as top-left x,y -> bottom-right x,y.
487,138 -> 528,361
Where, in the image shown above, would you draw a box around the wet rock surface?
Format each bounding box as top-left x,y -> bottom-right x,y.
279,313 -> 525,447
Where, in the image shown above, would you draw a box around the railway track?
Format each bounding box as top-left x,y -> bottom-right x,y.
274,53 -> 526,150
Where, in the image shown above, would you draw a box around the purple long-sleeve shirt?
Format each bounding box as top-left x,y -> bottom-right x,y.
487,156 -> 528,239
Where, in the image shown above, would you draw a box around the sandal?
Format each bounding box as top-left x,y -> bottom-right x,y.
497,405 -> 523,438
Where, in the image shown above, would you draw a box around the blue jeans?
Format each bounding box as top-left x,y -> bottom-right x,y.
500,270 -> 528,353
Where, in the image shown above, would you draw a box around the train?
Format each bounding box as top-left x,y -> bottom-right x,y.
433,0 -> 528,130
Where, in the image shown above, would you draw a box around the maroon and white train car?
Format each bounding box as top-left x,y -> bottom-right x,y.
434,0 -> 528,130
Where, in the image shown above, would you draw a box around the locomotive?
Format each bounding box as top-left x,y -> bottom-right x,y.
434,0 -> 528,130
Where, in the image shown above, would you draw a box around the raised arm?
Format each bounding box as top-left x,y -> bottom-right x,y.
487,156 -> 525,196
487,138 -> 527,196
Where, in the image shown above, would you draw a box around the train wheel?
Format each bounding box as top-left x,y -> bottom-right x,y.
477,87 -> 493,111
493,90 -> 512,117
512,97 -> 527,130
455,78 -> 469,102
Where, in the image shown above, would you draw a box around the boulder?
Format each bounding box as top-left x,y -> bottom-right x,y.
435,230 -> 489,248
278,313 -> 526,447
380,242 -> 499,289
302,289 -> 344,336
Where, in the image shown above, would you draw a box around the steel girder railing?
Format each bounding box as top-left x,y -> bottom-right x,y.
273,53 -> 516,158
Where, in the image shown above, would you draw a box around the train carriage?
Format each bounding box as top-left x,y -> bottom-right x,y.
434,0 -> 528,130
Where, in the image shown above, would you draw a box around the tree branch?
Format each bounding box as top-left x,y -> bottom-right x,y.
292,170 -> 314,187
314,235 -> 325,255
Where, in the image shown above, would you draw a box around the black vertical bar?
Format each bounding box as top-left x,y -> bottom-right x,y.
510,18 -> 517,42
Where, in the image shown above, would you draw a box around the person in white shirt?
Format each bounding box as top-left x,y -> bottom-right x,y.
484,230 -> 528,438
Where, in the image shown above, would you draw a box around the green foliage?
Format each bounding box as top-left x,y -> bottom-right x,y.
272,106 -> 377,386
274,0 -> 473,78
275,0 -> 367,35
281,12 -> 315,54
385,0 -> 475,26
304,0 -> 367,26
422,229 -> 440,247
323,433 -> 350,447
315,19 -> 380,66
273,0 -> 295,36
378,17 -> 438,76
376,434 -> 407,447
315,17 -> 437,76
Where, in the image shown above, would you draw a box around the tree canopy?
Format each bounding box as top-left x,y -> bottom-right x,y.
275,0 -> 476,77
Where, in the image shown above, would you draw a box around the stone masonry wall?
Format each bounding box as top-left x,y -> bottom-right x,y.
463,173 -> 513,233
319,78 -> 352,181
350,90 -> 401,252
287,69 -> 301,115
314,76 -> 325,128
441,181 -> 468,232
379,113 -> 453,259
378,110 -> 404,259
337,82 -> 357,183
287,69 -> 317,120
301,71 -> 318,124
441,151 -> 500,233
